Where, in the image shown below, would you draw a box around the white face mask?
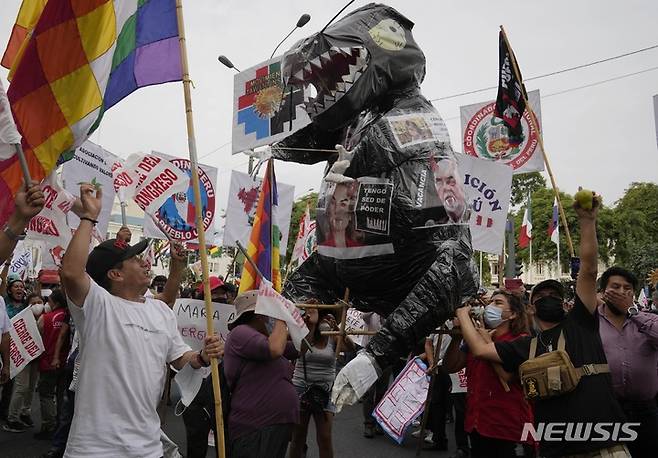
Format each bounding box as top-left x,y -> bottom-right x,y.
31,303 -> 45,317
484,304 -> 508,329
173,363 -> 210,416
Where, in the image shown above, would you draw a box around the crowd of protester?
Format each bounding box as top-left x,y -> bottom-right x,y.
0,181 -> 656,458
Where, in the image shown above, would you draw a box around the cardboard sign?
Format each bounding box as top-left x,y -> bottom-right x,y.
174,299 -> 236,351
9,307 -> 45,379
373,358 -> 429,444
344,308 -> 368,347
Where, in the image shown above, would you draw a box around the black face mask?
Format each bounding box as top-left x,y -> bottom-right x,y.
534,296 -> 566,322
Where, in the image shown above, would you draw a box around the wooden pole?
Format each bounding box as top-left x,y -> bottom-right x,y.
175,2 -> 225,457
499,25 -> 575,257
415,333 -> 444,456
334,288 -> 350,358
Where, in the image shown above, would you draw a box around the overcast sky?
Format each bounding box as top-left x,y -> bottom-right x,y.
1,0 -> 657,225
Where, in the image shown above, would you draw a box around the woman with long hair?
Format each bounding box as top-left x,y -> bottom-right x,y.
443,290 -> 534,457
289,307 -> 353,458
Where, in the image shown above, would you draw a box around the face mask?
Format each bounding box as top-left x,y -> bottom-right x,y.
31,304 -> 45,317
174,363 -> 210,416
534,296 -> 566,322
484,304 -> 507,329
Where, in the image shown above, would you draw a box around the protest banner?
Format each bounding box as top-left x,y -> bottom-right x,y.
143,152 -> 218,243
455,153 -> 513,254
174,299 -> 236,351
119,153 -> 190,216
256,280 -> 309,350
460,90 -> 544,174
27,172 -> 75,247
8,307 -> 45,379
223,170 -> 295,254
232,56 -> 311,154
373,357 -> 429,444
62,140 -> 119,236
8,242 -> 31,279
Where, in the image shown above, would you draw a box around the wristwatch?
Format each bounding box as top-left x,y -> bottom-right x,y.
3,225 -> 26,241
627,305 -> 639,317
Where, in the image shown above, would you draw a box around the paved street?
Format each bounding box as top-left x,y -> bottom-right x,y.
0,396 -> 456,458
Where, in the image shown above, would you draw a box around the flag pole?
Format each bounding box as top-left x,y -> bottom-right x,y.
175,2 -> 225,457
499,25 -> 575,258
14,143 -> 32,186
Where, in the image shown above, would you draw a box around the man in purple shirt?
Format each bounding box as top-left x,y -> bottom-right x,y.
598,266 -> 658,457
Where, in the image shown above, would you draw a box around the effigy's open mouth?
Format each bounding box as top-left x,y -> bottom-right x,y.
286,46 -> 368,115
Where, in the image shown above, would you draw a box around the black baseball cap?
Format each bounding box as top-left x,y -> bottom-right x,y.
86,238 -> 149,287
530,279 -> 565,303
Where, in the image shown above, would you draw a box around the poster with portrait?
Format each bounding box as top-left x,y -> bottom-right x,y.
315,178 -> 394,260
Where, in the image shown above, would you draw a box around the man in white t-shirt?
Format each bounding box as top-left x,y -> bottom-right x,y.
60,184 -> 222,458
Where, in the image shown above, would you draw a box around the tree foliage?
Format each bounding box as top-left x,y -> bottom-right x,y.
511,172 -> 547,206
511,181 -> 658,286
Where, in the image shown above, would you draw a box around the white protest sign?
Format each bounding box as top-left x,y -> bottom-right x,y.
143,152 -> 218,243
27,172 -> 75,247
122,153 -> 189,215
344,308 -> 368,347
174,299 -> 236,351
223,170 -> 295,254
373,358 -> 429,444
232,56 -> 311,154
9,307 -> 45,379
461,90 -> 544,174
449,368 -> 468,394
8,242 -> 31,279
62,140 -> 118,236
256,281 -> 308,350
455,153 -> 512,255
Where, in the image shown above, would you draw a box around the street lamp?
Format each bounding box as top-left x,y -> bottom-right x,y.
217,55 -> 240,73
270,13 -> 311,59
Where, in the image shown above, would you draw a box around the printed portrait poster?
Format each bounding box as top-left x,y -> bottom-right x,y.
232,56 -> 311,154
315,178 -> 395,260
460,89 -> 544,174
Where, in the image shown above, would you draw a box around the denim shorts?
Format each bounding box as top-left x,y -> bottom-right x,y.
294,382 -> 336,414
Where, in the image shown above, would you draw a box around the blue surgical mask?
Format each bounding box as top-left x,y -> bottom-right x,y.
484,304 -> 507,329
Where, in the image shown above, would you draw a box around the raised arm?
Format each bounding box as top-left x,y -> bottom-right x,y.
455,306 -> 503,363
0,182 -> 44,264
156,242 -> 185,307
269,319 -> 289,358
60,184 -> 102,307
574,191 -> 601,314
